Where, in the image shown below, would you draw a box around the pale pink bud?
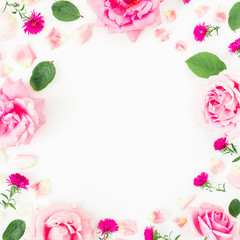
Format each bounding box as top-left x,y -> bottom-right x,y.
12,44 -> 36,68
172,217 -> 187,228
0,150 -> 8,165
118,219 -> 137,236
210,157 -> 225,175
227,165 -> 240,189
14,154 -> 38,169
155,28 -> 170,42
147,209 -> 168,223
195,5 -> 209,18
215,5 -> 227,23
31,179 -> 51,198
177,194 -> 196,210
164,10 -> 177,22
175,41 -> 187,52
72,23 -> 93,45
46,28 -> 66,49
0,63 -> 12,77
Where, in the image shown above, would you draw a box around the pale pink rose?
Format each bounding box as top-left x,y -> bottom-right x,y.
177,194 -> 196,210
195,5 -> 209,18
155,28 -> 169,42
87,0 -> 162,42
0,79 -> 45,149
210,157 -> 225,175
0,10 -> 18,41
21,0 -> 40,6
188,202 -> 237,240
31,179 -> 51,198
215,5 -> 227,23
164,10 -> 176,22
72,24 -> 93,45
201,71 -> 240,136
29,204 -> 94,240
227,165 -> 240,189
172,217 -> 187,228
12,44 -> 36,68
175,41 -> 187,52
118,219 -> 137,236
147,209 -> 168,223
0,63 -> 13,77
46,28 -> 66,49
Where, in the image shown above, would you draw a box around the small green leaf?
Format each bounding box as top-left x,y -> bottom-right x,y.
185,52 -> 227,78
228,2 -> 240,31
175,235 -> 181,240
9,203 -> 16,210
51,1 -> 81,22
30,61 -> 56,91
232,156 -> 240,162
1,193 -> 8,200
232,144 -> 238,154
229,199 -> 240,217
2,220 -> 26,240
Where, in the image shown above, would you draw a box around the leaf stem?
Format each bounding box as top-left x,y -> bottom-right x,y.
3,0 -> 27,21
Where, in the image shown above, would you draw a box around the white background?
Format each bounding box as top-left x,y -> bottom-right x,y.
0,0 -> 240,239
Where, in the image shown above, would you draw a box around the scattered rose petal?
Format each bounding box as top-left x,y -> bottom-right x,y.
177,194 -> 196,210
0,63 -> 12,77
16,202 -> 32,217
195,5 -> 209,18
210,157 -> 225,175
0,10 -> 18,41
172,217 -> 187,228
72,23 -> 93,45
147,209 -> 168,223
14,154 -> 38,169
31,179 -> 51,198
118,219 -> 137,236
0,149 -> 8,165
164,10 -> 176,22
155,28 -> 170,42
21,0 -> 40,6
215,5 -> 227,23
12,44 -> 36,68
175,41 -> 187,52
46,27 -> 66,49
227,165 -> 240,189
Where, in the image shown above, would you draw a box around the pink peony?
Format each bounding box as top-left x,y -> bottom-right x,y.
0,79 -> 45,149
29,204 -> 94,240
87,0 -> 162,42
200,71 -> 240,135
188,202 -> 237,240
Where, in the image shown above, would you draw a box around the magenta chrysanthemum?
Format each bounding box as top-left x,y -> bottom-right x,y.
194,172 -> 208,187
98,218 -> 119,235
183,0 -> 191,4
22,10 -> 44,35
6,173 -> 29,190
229,38 -> 240,54
193,22 -> 209,42
144,226 -> 154,240
214,137 -> 229,151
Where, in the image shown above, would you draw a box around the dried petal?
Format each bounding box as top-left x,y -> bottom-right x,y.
118,219 -> 137,236
0,149 -> 8,165
175,41 -> 187,52
0,63 -> 12,77
227,165 -> 240,189
16,202 -> 32,217
195,5 -> 209,18
215,5 -> 227,23
210,157 -> 225,175
177,194 -> 196,210
21,0 -> 40,6
147,209 -> 168,223
31,179 -> 51,198
14,154 -> 38,169
12,44 -> 36,68
164,10 -> 176,22
172,217 -> 187,228
72,23 -> 93,45
155,28 -> 170,42
46,27 -> 66,49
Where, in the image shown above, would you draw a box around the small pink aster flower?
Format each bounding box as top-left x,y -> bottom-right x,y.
144,226 -> 154,240
22,10 -> 44,35
193,172 -> 208,187
214,137 -> 229,151
193,22 -> 209,42
6,173 -> 29,190
229,38 -> 240,54
98,218 -> 119,236
183,0 -> 191,4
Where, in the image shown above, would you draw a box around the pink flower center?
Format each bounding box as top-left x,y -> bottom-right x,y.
108,0 -> 142,12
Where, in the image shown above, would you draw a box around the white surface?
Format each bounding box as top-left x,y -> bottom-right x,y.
0,0 -> 240,239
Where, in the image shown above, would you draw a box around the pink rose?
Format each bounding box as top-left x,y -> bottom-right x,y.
87,0 -> 162,42
0,79 -> 45,149
201,70 -> 240,136
29,204 -> 94,240
188,202 -> 237,240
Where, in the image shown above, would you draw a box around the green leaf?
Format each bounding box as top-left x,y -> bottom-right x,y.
232,156 -> 240,162
185,52 -> 227,78
175,236 -> 181,240
51,1 -> 81,22
9,203 -> 16,210
2,220 -> 26,240
1,193 -> 8,200
30,61 -> 56,91
232,144 -> 238,154
228,2 -> 240,31
229,199 -> 240,217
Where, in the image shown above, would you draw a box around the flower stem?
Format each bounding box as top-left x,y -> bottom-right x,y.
203,182 -> 226,192
204,238 -> 208,240
3,0 -> 27,21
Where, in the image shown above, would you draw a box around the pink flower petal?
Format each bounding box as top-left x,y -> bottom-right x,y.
148,209 -> 168,224
0,63 -> 12,77
195,5 -> 209,18
46,27 -> 66,49
31,179 -> 51,198
155,28 -> 170,42
14,154 -> 38,169
227,165 -> 240,189
72,23 -> 93,45
164,10 -> 176,22
215,5 -> 227,23
177,194 -> 196,210
21,0 -> 40,6
0,150 -> 8,165
12,44 -> 36,68
172,217 -> 187,228
210,157 -> 225,175
175,41 -> 187,52
118,219 -> 137,236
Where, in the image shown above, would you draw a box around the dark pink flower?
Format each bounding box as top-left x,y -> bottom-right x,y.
229,38 -> 240,54
194,172 -> 208,187
6,173 -> 29,190
183,0 -> 191,4
144,226 -> 154,240
98,218 -> 119,236
214,137 -> 229,151
22,10 -> 44,35
193,22 -> 209,42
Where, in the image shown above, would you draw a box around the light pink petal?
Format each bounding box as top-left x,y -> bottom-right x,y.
177,194 -> 196,210
172,217 -> 187,228
195,6 -> 209,18
0,150 -> 8,165
148,209 -> 169,223
31,179 -> 51,198
164,10 -> 176,22
0,63 -> 13,77
227,165 -> 240,189
72,24 -> 93,45
12,44 -> 36,68
215,5 -> 227,23
14,154 -> 38,169
118,219 -> 137,236
46,28 -> 66,49
21,0 -> 40,6
175,41 -> 187,52
210,157 -> 225,175
155,28 -> 170,42
126,30 -> 142,43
